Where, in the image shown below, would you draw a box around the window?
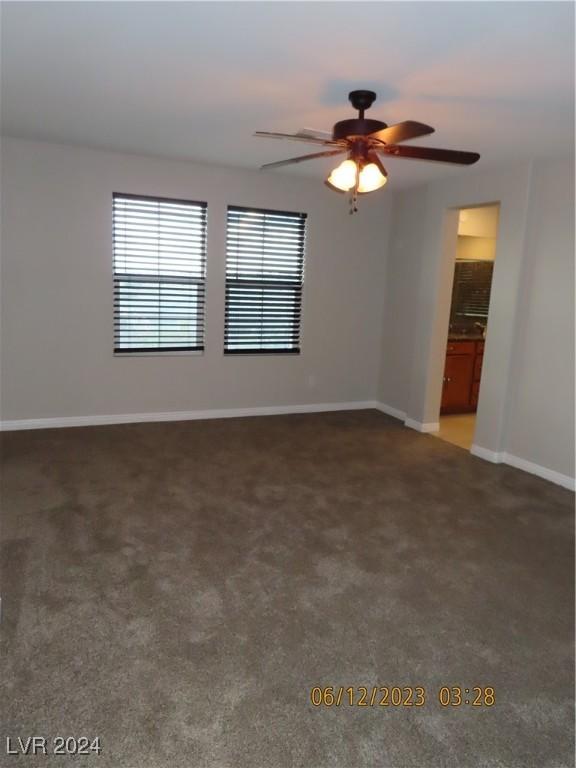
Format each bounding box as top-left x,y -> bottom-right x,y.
450,260 -> 494,328
224,205 -> 307,354
113,193 -> 207,353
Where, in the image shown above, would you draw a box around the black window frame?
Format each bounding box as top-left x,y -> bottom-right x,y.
112,192 -> 208,355
224,204 -> 307,356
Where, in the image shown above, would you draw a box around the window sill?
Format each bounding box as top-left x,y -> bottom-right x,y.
224,351 -> 300,357
114,350 -> 204,358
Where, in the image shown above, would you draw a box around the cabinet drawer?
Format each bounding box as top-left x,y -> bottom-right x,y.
446,340 -> 475,355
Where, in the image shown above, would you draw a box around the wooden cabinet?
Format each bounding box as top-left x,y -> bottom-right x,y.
442,352 -> 475,411
441,339 -> 484,414
447,340 -> 475,356
473,353 -> 483,381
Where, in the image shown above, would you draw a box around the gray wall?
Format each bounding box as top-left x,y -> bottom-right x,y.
1,138 -> 389,419
378,157 -> 574,480
503,159 -> 575,475
2,138 -> 573,483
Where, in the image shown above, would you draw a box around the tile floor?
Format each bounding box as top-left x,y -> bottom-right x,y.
435,413 -> 476,450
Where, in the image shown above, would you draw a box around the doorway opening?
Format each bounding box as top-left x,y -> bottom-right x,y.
434,204 -> 500,451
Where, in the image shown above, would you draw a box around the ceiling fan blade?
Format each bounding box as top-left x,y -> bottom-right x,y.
379,145 -> 480,165
297,128 -> 334,141
254,130 -> 343,147
261,149 -> 347,170
368,120 -> 435,145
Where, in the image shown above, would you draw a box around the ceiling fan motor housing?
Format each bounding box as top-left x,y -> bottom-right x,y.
332,118 -> 387,141
332,90 -> 386,140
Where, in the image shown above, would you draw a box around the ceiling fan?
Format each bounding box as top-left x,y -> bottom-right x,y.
255,90 -> 480,212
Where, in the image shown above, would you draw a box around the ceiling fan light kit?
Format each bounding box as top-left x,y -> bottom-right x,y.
326,157 -> 387,193
326,158 -> 358,192
255,89 -> 480,214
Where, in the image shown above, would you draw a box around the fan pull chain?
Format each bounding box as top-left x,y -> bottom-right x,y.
349,189 -> 358,215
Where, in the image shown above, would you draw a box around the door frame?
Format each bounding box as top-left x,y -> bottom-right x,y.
402,162 -> 533,458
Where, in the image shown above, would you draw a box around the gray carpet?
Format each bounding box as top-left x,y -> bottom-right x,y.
1,410 -> 573,767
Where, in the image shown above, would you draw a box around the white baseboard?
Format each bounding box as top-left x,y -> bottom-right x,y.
0,400 -> 380,432
374,402 -> 407,421
471,443 -> 574,491
404,418 -> 440,433
376,402 -> 439,433
4,404 -> 572,491
500,452 -> 575,491
470,444 -> 502,463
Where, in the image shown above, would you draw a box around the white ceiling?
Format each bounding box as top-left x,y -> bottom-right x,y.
2,2 -> 574,188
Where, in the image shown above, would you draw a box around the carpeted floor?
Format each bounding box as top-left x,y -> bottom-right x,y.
1,410 -> 574,767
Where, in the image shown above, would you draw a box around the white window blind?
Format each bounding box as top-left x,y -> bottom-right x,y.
224,205 -> 307,354
113,193 -> 207,353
